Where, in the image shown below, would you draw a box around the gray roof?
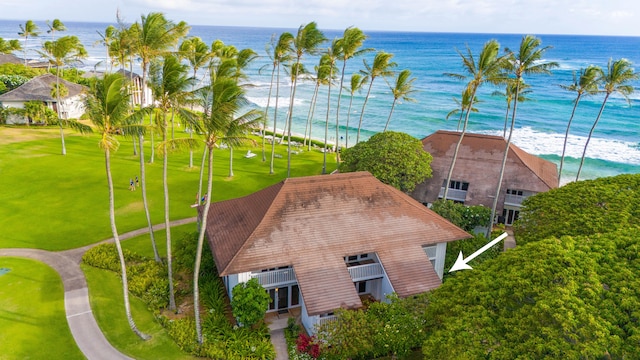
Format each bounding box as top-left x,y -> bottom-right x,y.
0,53 -> 23,65
0,73 -> 85,102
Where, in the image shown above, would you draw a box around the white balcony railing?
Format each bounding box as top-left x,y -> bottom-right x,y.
438,187 -> 467,202
251,268 -> 296,287
504,193 -> 531,207
348,263 -> 384,282
316,315 -> 338,328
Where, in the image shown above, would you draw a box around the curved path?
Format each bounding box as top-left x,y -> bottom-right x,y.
0,217 -> 197,360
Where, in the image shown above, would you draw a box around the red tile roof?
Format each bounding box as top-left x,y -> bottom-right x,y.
203,172 -> 471,316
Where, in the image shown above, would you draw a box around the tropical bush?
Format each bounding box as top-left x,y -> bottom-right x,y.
231,278 -> 271,328
430,199 -> 490,232
514,173 -> 640,245
0,74 -> 30,93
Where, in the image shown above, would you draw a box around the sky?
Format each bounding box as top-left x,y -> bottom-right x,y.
1,0 -> 640,36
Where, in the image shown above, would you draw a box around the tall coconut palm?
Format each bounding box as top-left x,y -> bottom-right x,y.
0,37 -> 22,54
321,42 -> 340,174
384,69 -> 417,132
492,79 -> 532,137
344,73 -> 366,148
356,51 -> 396,143
149,54 -> 197,310
262,32 -> 294,172
442,40 -> 507,201
192,58 -> 262,343
18,20 -> 40,65
334,27 -> 372,151
46,19 -> 66,41
84,72 -> 150,340
488,35 -> 558,237
285,22 -> 327,177
446,87 -> 479,131
304,57 -> 332,150
39,35 -> 90,155
96,25 -> 117,73
576,58 -> 637,181
558,66 -> 602,182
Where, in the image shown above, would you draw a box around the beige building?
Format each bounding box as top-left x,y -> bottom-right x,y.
201,171 -> 470,334
412,130 -> 558,226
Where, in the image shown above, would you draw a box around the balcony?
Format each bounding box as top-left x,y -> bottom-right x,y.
251,268 -> 297,287
504,192 -> 533,207
438,187 -> 467,202
348,263 -> 384,282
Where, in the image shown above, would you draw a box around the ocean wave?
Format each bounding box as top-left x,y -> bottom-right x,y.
246,96 -> 305,108
478,127 -> 640,165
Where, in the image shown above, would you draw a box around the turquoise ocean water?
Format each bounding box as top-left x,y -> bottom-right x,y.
1,20 -> 639,184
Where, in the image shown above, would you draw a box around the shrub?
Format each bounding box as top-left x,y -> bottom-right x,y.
231,278 -> 271,327
297,333 -> 321,358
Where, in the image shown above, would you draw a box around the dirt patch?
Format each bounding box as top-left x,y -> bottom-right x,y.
0,126 -> 63,145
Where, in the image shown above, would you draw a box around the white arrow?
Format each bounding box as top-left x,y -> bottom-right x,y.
449,232 -> 508,272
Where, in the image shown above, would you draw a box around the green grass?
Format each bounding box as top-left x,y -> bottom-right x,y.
0,257 -> 84,360
0,126 -> 335,250
83,264 -> 197,360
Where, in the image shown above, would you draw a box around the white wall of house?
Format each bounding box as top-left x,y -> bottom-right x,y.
59,94 -> 85,119
434,242 -> 447,279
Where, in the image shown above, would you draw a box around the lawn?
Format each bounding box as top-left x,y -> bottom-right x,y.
0,257 -> 84,360
0,126 -> 334,250
0,125 -> 336,358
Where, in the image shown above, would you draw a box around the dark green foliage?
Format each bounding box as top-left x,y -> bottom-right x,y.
422,229 -> 640,359
430,199 -> 490,232
443,232 -> 501,276
316,293 -> 430,359
231,278 -> 271,328
174,231 -> 216,276
0,74 -> 30,93
514,174 -> 640,245
82,243 -> 144,272
340,131 -> 433,192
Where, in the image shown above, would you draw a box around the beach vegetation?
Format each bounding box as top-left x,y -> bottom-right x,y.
442,39 -> 507,201
340,131 -> 432,192
46,19 -> 66,41
558,65 -> 602,181
357,51 -> 397,143
576,58 -> 638,180
17,20 -> 40,65
488,34 -> 558,238
0,37 -> 22,54
384,68 -> 417,132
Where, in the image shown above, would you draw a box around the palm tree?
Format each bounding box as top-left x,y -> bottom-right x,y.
262,32 -> 294,173
488,35 -> 558,237
46,19 -> 66,41
344,73 -> 366,148
285,22 -> 327,177
576,58 -> 637,181
384,69 -> 417,131
304,57 -> 332,150
558,65 -> 602,182
446,87 -> 479,131
192,58 -> 262,344
39,35 -> 90,155
96,25 -> 117,73
149,54 -> 197,311
18,20 -> 40,65
84,72 -> 150,340
442,40 -> 507,201
492,79 -> 532,137
334,27 -> 372,151
322,42 -> 340,174
0,37 -> 22,54
356,51 -> 396,143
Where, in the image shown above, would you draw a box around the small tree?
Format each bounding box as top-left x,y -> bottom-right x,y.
340,131 -> 432,192
231,278 -> 271,327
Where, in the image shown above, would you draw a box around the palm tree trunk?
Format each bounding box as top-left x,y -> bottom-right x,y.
55,68 -> 67,156
188,130 -> 193,168
269,66 -> 282,175
262,64 -> 276,162
307,84 -> 320,151
443,86 -> 478,201
228,146 -> 234,177
345,95 -> 354,148
502,104 -> 510,138
488,83 -> 521,238
323,73 -> 333,175
138,134 -> 161,262
335,61 -> 347,156
194,145 -> 214,344
383,99 -> 397,132
304,82 -> 319,148
558,94 -> 582,183
576,94 -> 610,181
286,68 -> 300,178
162,115 -> 176,312
356,81 -> 374,144
105,149 -> 149,340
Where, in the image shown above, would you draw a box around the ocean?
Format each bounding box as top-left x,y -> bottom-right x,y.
1,19 -> 639,184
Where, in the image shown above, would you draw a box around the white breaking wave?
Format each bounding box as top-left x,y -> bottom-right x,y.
479,127 -> 640,165
246,96 -> 305,108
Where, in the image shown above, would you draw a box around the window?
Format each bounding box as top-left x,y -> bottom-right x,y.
355,281 -> 367,294
506,189 -> 523,196
442,179 -> 469,190
423,245 -> 437,268
344,253 -> 371,264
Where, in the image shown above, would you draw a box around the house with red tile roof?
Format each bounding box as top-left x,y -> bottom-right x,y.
412,130 -> 558,225
201,171 -> 470,334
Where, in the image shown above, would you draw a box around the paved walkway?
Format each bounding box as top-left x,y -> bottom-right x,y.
267,315 -> 291,360
0,217 -> 196,360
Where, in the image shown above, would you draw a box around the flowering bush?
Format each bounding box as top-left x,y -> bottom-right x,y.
296,333 -> 321,359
